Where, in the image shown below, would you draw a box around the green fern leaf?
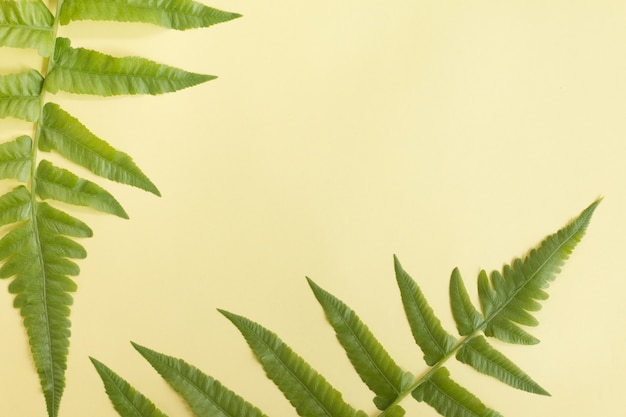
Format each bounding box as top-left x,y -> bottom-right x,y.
35,160 -> 129,218
45,37 -> 215,96
0,0 -> 54,56
132,342 -> 270,417
0,198 -> 92,417
35,201 -> 93,238
412,368 -> 502,417
456,336 -> 548,395
307,277 -> 407,411
394,256 -> 457,366
40,103 -> 160,195
381,405 -> 407,417
0,185 -> 31,226
59,0 -> 242,30
0,135 -> 32,181
479,199 -> 600,344
90,357 -> 170,417
220,309 -> 368,417
449,268 -> 483,336
0,70 -> 44,121
3,1 -> 240,414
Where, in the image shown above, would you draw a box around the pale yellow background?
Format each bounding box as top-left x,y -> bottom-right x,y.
0,1 -> 624,416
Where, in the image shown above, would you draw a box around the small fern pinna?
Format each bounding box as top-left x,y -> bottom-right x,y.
0,1 -> 240,416
92,200 -> 599,417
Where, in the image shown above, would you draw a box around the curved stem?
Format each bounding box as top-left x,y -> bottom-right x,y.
375,329 -> 482,417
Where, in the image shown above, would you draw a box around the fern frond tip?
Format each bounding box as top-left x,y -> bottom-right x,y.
583,197 -> 602,220
479,198 -> 601,346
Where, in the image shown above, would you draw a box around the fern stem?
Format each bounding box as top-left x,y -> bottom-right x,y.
376,331 -> 481,417
32,0 -> 64,189
27,2 -> 66,416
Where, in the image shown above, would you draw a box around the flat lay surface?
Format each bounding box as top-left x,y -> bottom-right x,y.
0,1 -> 624,416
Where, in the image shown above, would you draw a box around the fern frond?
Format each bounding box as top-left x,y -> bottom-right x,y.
0,0 -> 54,56
45,38 -> 215,96
59,0 -> 242,30
35,160 -> 129,218
478,199 -> 600,344
132,342 -> 270,417
40,103 -> 160,195
307,277 -> 407,411
220,309 -> 369,417
394,256 -> 457,366
3,1 -> 241,414
90,357 -> 170,417
0,70 -> 44,122
91,201 -> 599,417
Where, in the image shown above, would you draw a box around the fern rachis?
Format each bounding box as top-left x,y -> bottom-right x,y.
92,199 -> 600,417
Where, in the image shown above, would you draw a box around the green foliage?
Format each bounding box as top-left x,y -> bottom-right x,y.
0,0 -> 54,55
0,1 -> 240,416
91,357 -> 169,417
92,200 -> 600,417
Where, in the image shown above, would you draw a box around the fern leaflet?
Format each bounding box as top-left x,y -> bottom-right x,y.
59,0 -> 241,29
0,70 -> 44,121
133,342 -> 269,417
0,0 -> 54,56
91,357 -> 169,417
307,277 -> 407,411
220,309 -> 369,417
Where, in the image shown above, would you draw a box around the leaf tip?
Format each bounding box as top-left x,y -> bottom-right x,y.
89,356 -> 103,368
583,196 -> 602,216
217,308 -> 233,319
218,309 -> 248,331
131,341 -> 154,360
573,197 -> 602,231
305,276 -> 320,292
393,254 -> 403,273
